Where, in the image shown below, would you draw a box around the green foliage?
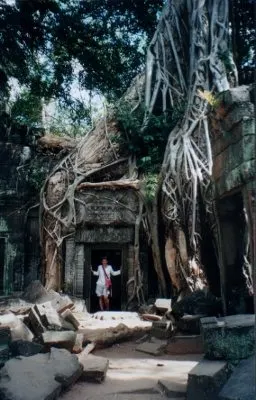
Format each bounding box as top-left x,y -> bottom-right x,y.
26,158 -> 47,191
0,0 -> 164,102
115,102 -> 184,173
10,90 -> 42,127
144,173 -> 159,204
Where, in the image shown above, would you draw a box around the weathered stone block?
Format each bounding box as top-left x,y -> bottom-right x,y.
79,354 -> 109,383
10,340 -> 43,357
219,356 -> 255,400
220,86 -> 251,106
61,309 -> 80,330
136,339 -> 167,356
187,359 -> 231,400
22,280 -> 48,304
151,320 -> 174,339
177,314 -> 206,334
158,379 -> 186,398
0,348 -> 82,400
201,314 -> 255,360
42,330 -> 76,351
0,313 -> 34,342
0,326 -> 11,346
154,299 -> 172,313
28,307 -> 45,336
166,335 -> 203,355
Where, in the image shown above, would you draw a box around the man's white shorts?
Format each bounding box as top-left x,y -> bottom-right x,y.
96,283 -> 109,297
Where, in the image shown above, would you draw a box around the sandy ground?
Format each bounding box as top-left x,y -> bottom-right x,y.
61,341 -> 202,400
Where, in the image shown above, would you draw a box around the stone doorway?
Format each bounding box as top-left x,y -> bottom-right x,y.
90,247 -> 122,313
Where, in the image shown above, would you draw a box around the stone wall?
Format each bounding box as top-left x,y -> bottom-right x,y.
211,85 -> 255,314
0,128 -> 54,295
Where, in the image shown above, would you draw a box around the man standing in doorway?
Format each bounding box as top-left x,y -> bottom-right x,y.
91,257 -> 121,311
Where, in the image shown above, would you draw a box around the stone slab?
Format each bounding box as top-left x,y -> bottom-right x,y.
187,359 -> 231,400
42,331 -> 76,351
151,320 -> 174,339
166,335 -> 203,355
158,379 -> 186,398
0,326 -> 11,346
0,348 -> 82,400
177,314 -> 206,334
200,314 -> 255,360
35,302 -> 64,330
79,354 -> 109,383
10,340 -> 43,357
136,340 -> 167,356
219,356 -> 255,400
0,312 -> 34,342
61,309 -> 80,330
154,299 -> 172,312
28,307 -> 46,335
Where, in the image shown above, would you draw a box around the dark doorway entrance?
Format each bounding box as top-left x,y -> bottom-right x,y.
90,248 -> 122,313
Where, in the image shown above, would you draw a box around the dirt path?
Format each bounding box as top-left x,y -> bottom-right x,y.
61,341 -> 202,400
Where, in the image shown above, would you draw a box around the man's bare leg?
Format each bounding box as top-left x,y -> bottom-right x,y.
99,296 -> 104,311
104,296 -> 109,311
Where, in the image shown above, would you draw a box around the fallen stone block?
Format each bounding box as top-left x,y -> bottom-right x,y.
177,314 -> 206,334
165,335 -> 203,355
0,345 -> 9,365
0,348 -> 82,400
22,280 -> 48,303
187,359 -> 231,400
79,354 -> 109,383
70,298 -> 88,313
136,339 -> 167,356
35,302 -> 64,331
72,333 -> 84,354
151,320 -> 174,339
219,355 -> 255,400
201,314 -> 255,360
42,330 -> 76,351
154,299 -> 172,313
158,379 -> 186,398
0,313 -> 34,342
10,340 -> 44,357
49,292 -> 74,313
28,307 -> 45,336
0,326 -> 11,346
61,309 -> 80,330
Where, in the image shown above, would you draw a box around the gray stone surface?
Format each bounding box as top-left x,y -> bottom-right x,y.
187,359 -> 231,400
0,313 -> 34,342
219,356 -> 255,400
151,320 -> 174,339
136,339 -> 167,356
166,335 -> 203,355
0,326 -> 11,346
42,330 -> 76,351
28,307 -> 46,335
9,340 -> 43,357
79,354 -> 109,383
154,299 -> 172,313
61,309 -> 80,330
0,348 -> 82,400
177,314 -> 206,334
158,379 -> 186,398
201,314 -> 255,360
35,302 -> 64,330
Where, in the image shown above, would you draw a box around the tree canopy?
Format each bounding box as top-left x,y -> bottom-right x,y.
0,0 -> 163,103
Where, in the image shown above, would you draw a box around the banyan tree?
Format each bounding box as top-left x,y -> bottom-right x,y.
41,0 -> 250,307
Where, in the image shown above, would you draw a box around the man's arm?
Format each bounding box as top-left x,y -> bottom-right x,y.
91,266 -> 99,276
109,266 -> 121,276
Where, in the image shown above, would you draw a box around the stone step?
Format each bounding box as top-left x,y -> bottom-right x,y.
187,359 -> 231,400
165,334 -> 203,355
219,355 -> 255,400
136,339 -> 167,356
158,379 -> 186,398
